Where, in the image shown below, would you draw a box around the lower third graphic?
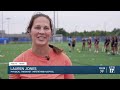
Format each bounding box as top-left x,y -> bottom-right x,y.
109,66 -> 115,73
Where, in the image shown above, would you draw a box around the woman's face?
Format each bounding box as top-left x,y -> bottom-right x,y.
30,16 -> 52,46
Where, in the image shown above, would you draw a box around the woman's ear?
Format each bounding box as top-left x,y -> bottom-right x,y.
29,33 -> 31,38
52,32 -> 54,36
26,33 -> 31,38
27,29 -> 31,35
27,30 -> 31,38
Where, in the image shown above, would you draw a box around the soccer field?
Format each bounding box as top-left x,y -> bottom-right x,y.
0,42 -> 120,79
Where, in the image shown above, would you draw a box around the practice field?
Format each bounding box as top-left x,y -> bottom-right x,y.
0,42 -> 120,79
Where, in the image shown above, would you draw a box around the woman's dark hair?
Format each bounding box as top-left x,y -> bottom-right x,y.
26,12 -> 53,34
27,12 -> 63,54
49,44 -> 63,54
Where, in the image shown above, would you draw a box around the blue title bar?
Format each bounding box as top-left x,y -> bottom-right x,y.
8,66 -> 120,74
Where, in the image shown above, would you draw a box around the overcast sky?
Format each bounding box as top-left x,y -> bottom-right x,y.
0,11 -> 120,34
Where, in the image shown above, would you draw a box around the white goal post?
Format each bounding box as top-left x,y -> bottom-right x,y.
52,34 -> 63,43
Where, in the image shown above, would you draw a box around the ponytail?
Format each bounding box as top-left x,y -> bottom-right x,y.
49,44 -> 63,54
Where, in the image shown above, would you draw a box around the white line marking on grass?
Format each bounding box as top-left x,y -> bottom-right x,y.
0,63 -> 8,64
0,55 -> 4,57
92,58 -> 95,60
110,58 -> 112,60
83,54 -> 85,57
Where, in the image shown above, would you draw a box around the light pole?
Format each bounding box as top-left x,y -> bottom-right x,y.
57,11 -> 58,29
75,25 -> 77,36
53,11 -> 56,42
1,11 -> 3,38
104,22 -> 107,35
6,17 -> 11,35
53,11 -> 56,35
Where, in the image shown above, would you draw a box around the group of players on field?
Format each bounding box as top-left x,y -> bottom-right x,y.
68,36 -> 120,55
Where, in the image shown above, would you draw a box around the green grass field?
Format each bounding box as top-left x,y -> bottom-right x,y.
0,42 -> 120,79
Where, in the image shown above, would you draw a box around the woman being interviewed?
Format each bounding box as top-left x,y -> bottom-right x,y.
9,12 -> 74,79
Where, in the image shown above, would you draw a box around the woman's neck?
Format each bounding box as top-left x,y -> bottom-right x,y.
31,44 -> 51,57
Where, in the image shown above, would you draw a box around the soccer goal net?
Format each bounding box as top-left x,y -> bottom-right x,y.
52,34 -> 63,43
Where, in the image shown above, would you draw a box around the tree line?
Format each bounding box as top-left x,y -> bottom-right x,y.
56,28 -> 120,37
